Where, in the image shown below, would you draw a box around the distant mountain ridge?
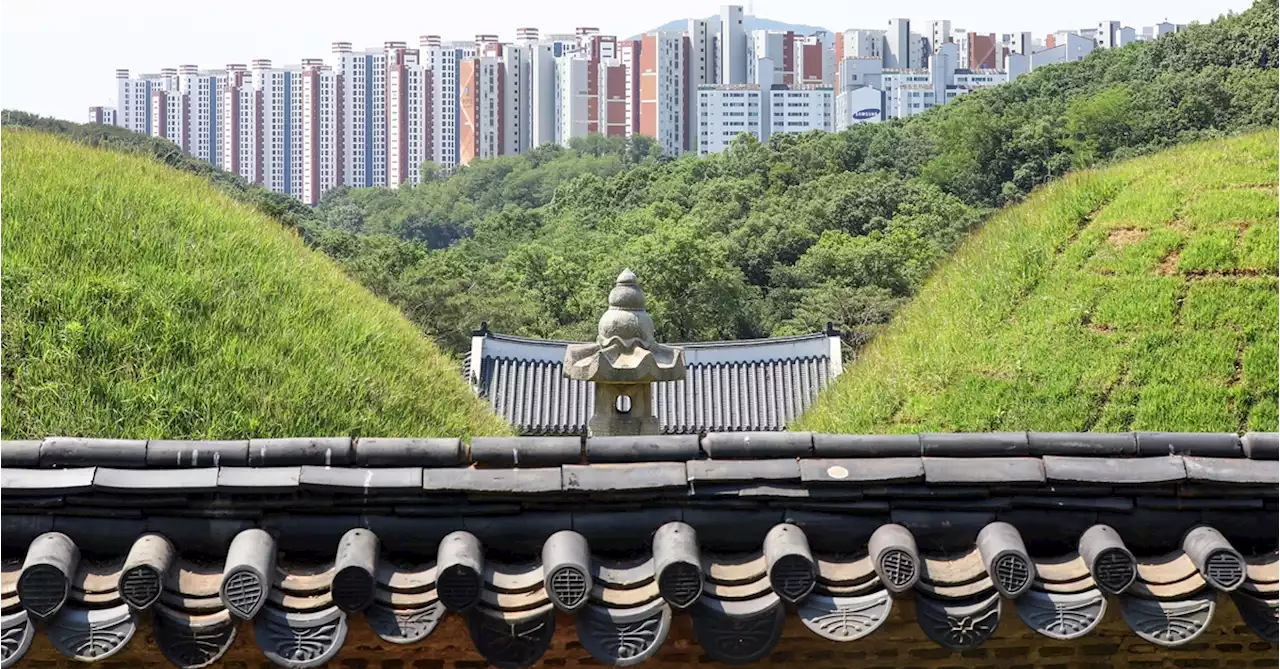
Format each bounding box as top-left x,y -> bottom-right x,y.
630,15 -> 833,40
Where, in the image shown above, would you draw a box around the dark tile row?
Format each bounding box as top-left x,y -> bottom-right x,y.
3,431 -> 1277,469
3,456 -> 1274,499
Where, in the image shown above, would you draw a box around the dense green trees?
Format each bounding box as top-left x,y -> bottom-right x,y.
303,0 -> 1274,355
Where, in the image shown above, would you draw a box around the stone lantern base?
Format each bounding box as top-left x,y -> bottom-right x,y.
590,383 -> 659,436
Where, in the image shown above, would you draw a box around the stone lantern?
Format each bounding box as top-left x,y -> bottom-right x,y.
563,270 -> 686,436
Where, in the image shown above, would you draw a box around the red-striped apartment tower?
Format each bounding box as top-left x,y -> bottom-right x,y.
385,45 -> 432,186
148,68 -> 188,150
576,28 -> 617,134
301,59 -> 343,203
222,64 -> 260,184
598,60 -> 629,137
458,56 -> 504,166
178,65 -> 227,168
795,33 -> 835,86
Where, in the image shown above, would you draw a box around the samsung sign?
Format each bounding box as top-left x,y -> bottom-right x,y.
853,108 -> 881,120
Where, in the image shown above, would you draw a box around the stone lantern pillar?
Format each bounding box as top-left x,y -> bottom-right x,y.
563,270 -> 686,436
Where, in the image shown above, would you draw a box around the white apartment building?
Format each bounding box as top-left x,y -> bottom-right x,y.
555,56 -> 590,145
769,86 -> 832,137
116,70 -> 164,136
697,85 -> 761,156
335,43 -> 387,187
1031,32 -> 1096,69
302,62 -> 343,203
254,61 -> 304,200
179,66 -> 227,168
503,44 -> 533,155
529,42 -> 558,147
748,31 -> 793,85
886,19 -> 911,68
619,39 -> 641,137
221,65 -> 259,184
687,19 -> 719,148
926,20 -> 952,50
720,5 -> 748,85
881,43 -> 1010,119
697,82 -> 830,155
386,47 -> 431,188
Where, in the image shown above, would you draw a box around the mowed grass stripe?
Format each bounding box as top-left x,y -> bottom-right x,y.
1,130 -> 513,439
798,130 -> 1279,434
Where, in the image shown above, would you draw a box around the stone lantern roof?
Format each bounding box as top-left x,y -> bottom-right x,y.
563,269 -> 686,384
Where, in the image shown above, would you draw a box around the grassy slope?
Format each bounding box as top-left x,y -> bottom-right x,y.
1,130 -> 512,439
799,130 -> 1279,434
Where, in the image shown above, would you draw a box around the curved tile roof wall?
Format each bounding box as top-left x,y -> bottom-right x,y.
468,331 -> 841,435
0,431 -> 1276,668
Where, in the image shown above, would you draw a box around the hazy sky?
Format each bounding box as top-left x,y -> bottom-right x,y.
2,0 -> 1252,121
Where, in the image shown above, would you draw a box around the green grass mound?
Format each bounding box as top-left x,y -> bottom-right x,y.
1,130 -> 512,438
799,130 -> 1279,434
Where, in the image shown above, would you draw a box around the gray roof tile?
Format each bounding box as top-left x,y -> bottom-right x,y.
562,463 -> 687,492
298,466 -> 424,492
0,440 -> 41,467
422,467 -> 562,494
41,437 -> 146,467
1,467 -> 96,494
93,467 -> 219,493
216,466 -> 301,493
922,457 -> 1046,484
1042,455 -> 1187,484
1182,457 -> 1280,485
798,457 -> 925,483
685,459 -> 800,482
920,432 -> 1029,456
146,440 -> 249,467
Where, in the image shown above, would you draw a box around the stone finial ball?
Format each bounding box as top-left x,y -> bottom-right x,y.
608,269 -> 646,310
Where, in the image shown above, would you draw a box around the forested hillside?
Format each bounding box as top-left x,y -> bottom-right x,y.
309,0 -> 1277,353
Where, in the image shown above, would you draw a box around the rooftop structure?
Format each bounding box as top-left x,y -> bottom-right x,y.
1,431 -> 1276,667
468,324 -> 842,434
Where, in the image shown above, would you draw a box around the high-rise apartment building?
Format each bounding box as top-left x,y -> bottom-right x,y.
639,30 -> 686,156
720,5 -> 747,85
599,61 -> 629,137
748,31 -> 796,85
254,60 -> 304,199
886,18 -> 911,68
116,69 -> 164,136
335,43 -> 388,187
618,39 -> 642,137
386,46 -> 431,187
555,56 -> 589,145
927,20 -> 952,51
221,64 -> 259,184
502,44 -> 533,155
149,68 -> 187,149
301,60 -> 343,203
529,41 -> 558,147
795,34 -> 834,86
458,56 -> 504,165
180,66 -> 227,168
